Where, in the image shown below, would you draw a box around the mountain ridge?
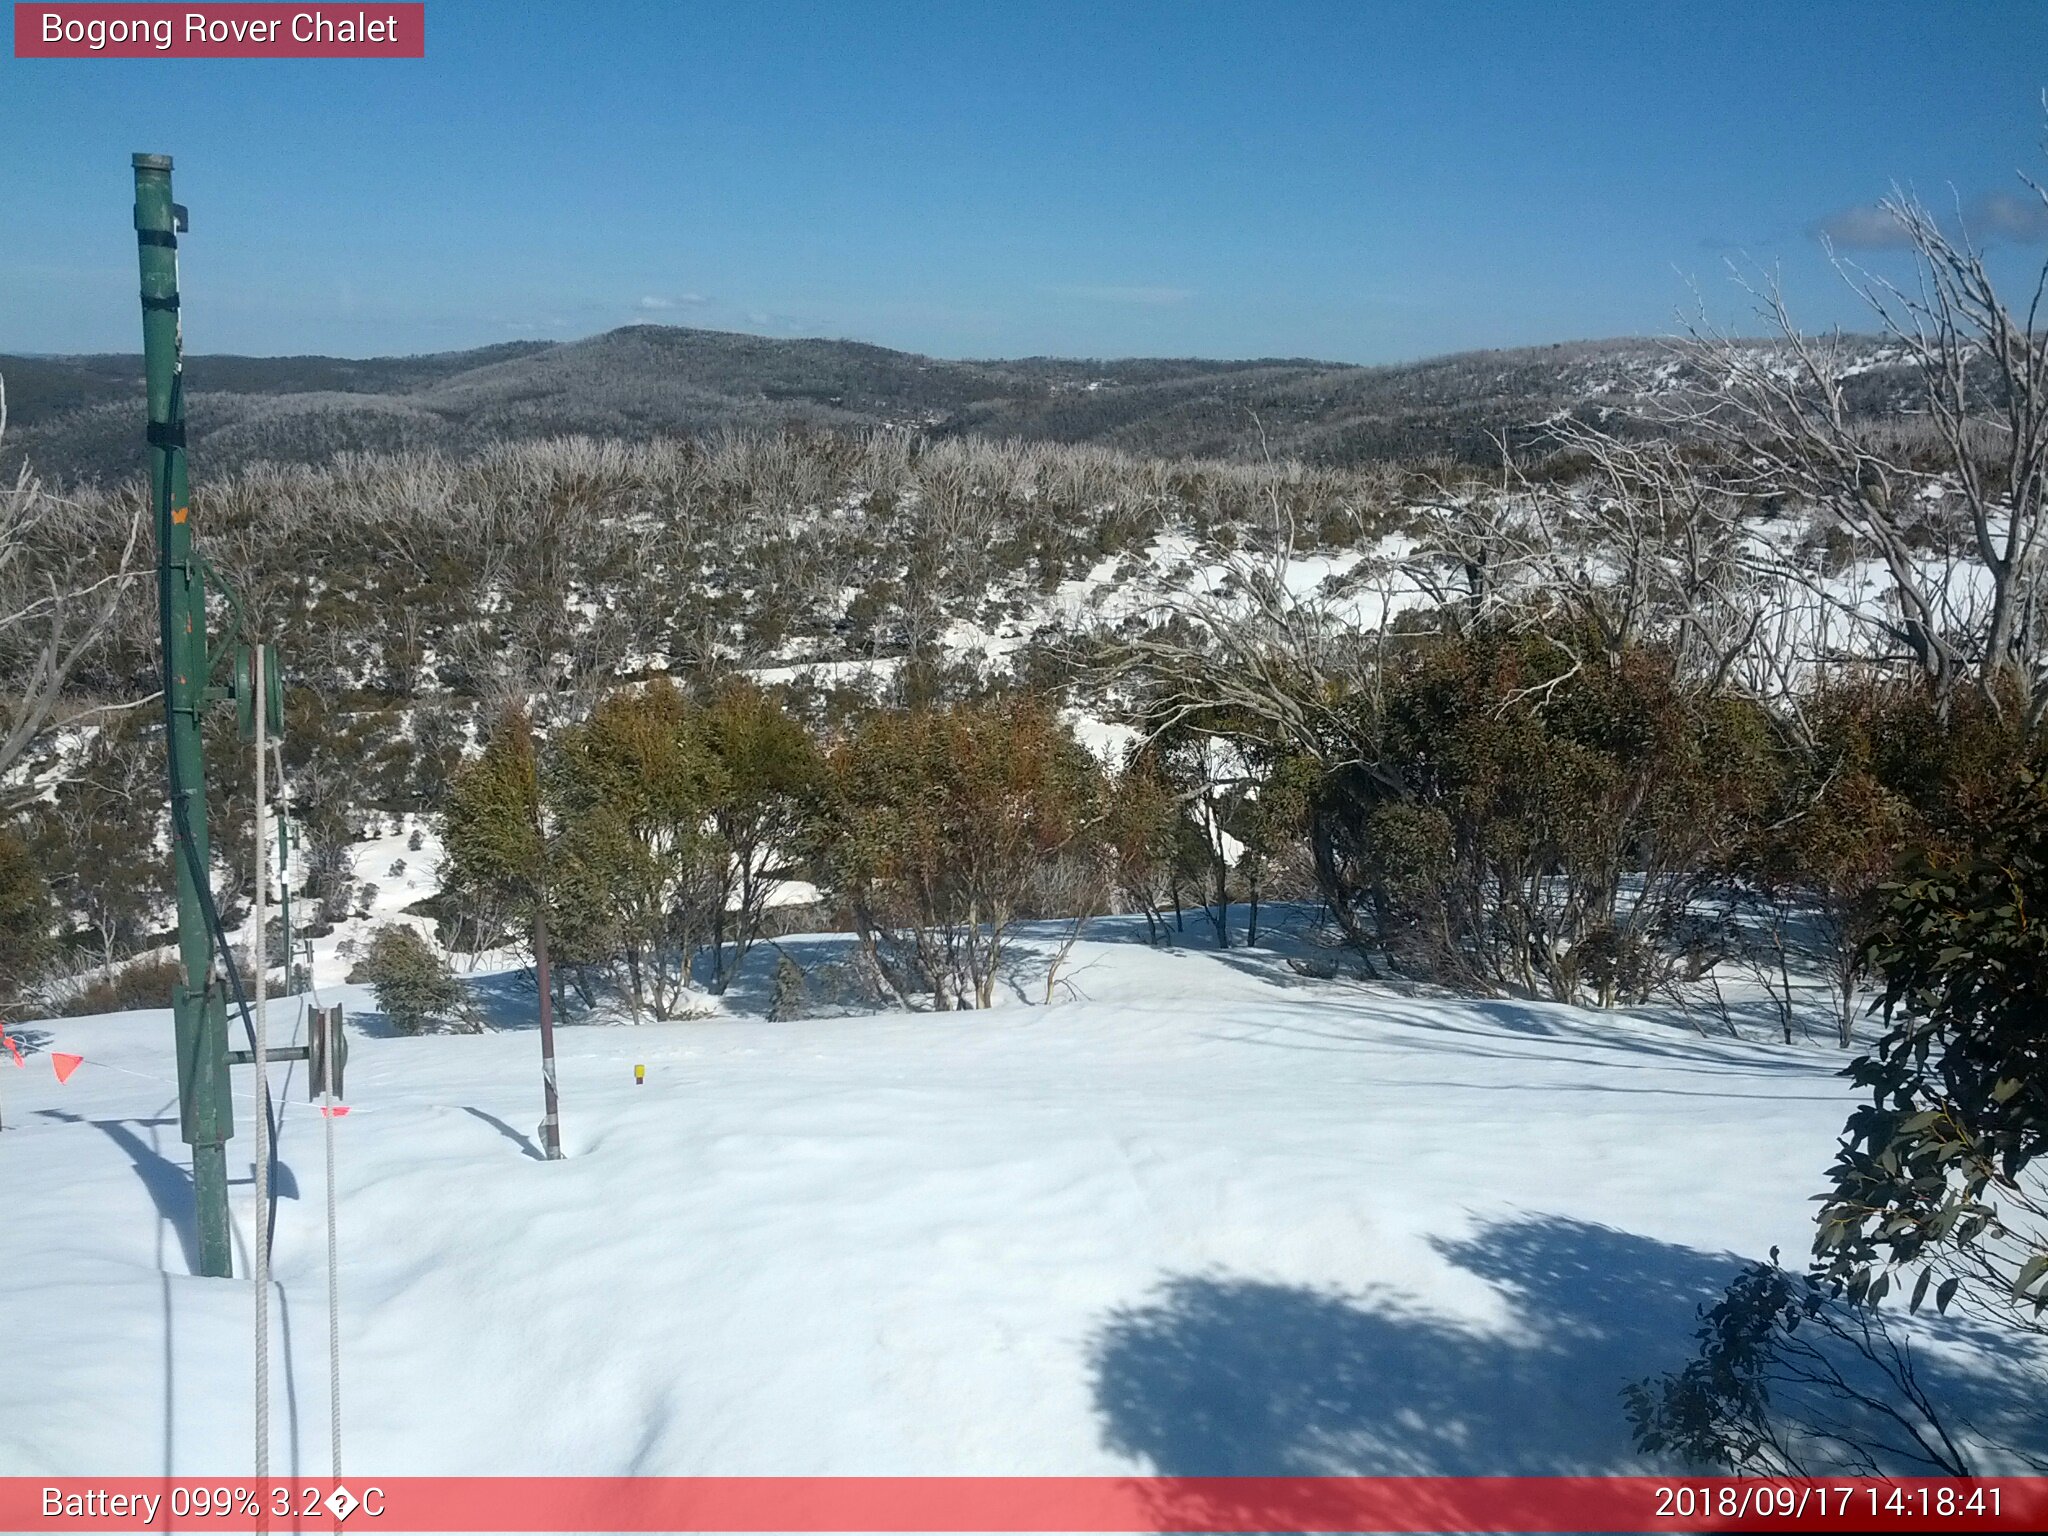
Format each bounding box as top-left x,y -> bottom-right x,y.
0,323 -> 1897,484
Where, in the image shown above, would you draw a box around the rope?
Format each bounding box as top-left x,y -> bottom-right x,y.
322,1026 -> 342,1479
252,643 -> 271,1486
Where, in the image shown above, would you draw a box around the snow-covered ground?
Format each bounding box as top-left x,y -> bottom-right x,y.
2,918 -> 2039,1478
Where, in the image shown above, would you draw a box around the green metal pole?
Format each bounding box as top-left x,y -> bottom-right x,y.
135,153 -> 234,1279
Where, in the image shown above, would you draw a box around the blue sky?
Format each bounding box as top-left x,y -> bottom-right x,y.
5,1 -> 2047,363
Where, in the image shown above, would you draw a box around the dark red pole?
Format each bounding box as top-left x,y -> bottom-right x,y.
534,903 -> 561,1160
516,710 -> 562,1161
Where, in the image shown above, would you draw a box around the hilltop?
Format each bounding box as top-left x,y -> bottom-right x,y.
0,325 -> 1913,484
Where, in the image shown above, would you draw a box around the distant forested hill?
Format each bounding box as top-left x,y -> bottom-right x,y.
0,324 -> 1912,484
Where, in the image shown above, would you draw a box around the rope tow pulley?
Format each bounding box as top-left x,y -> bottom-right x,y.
234,642 -> 283,743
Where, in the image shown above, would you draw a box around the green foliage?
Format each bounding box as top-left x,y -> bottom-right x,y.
698,681 -> 824,992
1624,1260 -> 1823,1473
439,682 -> 830,1018
1316,632 -> 1780,1003
1359,799 -> 1456,962
361,922 -> 465,1035
549,680 -> 719,1019
408,704 -> 469,811
819,696 -> 1101,1008
1623,1255 -> 1972,1476
1736,681 -> 2029,1046
442,707 -> 547,909
57,955 -> 183,1017
0,823 -> 55,1006
1224,743 -> 1317,943
1145,713 -> 1313,950
1101,751 -> 1182,940
1814,768 -> 2048,1325
21,717 -> 164,974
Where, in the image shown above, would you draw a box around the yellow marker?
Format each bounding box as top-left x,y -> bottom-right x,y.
634,1063 -> 645,1086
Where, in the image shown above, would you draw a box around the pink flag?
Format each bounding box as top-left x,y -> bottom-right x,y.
50,1052 -> 83,1085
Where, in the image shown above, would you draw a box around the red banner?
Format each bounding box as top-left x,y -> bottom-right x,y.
3,1477 -> 2045,1533
13,4 -> 424,58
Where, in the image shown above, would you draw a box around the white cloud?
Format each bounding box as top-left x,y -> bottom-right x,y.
1811,203 -> 1912,250
1813,189 -> 2048,251
1971,191 -> 2048,244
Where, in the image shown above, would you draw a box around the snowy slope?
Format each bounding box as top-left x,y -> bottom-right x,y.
1,921 -> 2037,1478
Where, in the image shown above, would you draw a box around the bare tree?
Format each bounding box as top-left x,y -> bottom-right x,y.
1661,168 -> 2048,731
0,376 -> 146,800
1408,428 -> 1770,701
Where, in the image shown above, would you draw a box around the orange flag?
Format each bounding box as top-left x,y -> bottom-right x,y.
51,1052 -> 83,1084
1,1033 -> 22,1068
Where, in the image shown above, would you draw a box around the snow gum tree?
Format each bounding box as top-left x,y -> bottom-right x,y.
362,922 -> 467,1035
1739,684 -> 2034,1047
1817,768 -> 2048,1339
0,375 -> 145,799
1629,767 -> 2048,1476
0,825 -> 53,1011
1657,166 -> 2048,734
699,681 -> 823,993
1100,749 -> 1182,943
818,697 -> 1101,1010
540,678 -> 824,1012
547,680 -> 720,1020
1329,630 -> 1779,1005
440,706 -> 550,963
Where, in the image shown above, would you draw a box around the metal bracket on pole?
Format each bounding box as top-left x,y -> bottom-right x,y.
227,1007 -> 342,1101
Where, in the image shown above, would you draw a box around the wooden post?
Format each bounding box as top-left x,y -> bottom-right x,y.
535,905 -> 561,1159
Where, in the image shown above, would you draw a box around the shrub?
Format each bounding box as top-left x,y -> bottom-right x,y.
1629,769 -> 2048,1478
360,923 -> 465,1034
57,955 -> 184,1017
1624,1253 -> 1973,1475
817,696 -> 1101,1009
0,826 -> 54,1008
767,950 -> 807,1021
1816,768 -> 2048,1335
1314,633 -> 1780,1005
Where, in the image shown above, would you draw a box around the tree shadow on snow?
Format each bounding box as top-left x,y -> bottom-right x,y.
453,945 -> 816,1026
1089,1213 -> 2046,1519
453,969 -> 547,1032
459,1104 -> 544,1160
1200,996 -> 1835,1088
